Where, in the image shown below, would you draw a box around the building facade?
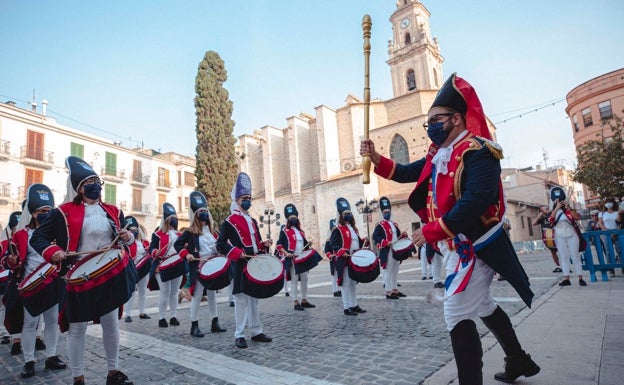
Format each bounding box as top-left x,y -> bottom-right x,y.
0,101 -> 196,232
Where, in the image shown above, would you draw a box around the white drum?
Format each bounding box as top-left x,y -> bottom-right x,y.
392,238 -> 416,261
198,256 -> 230,290
243,254 -> 284,299
349,249 -> 380,283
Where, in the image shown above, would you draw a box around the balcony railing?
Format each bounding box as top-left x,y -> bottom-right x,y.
130,173 -> 150,186
0,139 -> 10,160
156,178 -> 172,191
100,167 -> 125,183
20,146 -> 54,169
0,183 -> 10,198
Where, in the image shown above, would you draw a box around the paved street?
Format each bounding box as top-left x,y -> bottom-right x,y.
1,251 -> 560,385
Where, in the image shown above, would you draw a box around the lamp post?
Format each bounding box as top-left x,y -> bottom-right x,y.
355,198 -> 378,242
259,208 -> 280,243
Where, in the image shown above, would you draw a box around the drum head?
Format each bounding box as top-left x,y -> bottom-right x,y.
160,255 -> 181,268
247,255 -> 283,281
0,269 -> 11,281
200,257 -> 228,276
294,249 -> 314,263
68,250 -> 120,279
20,263 -> 55,289
392,238 -> 413,251
351,249 -> 376,267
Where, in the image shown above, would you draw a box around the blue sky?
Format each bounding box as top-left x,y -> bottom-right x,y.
1,1 -> 622,169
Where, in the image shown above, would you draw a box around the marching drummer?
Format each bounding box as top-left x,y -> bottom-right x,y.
276,203 -> 316,311
330,197 -> 367,316
324,219 -> 341,297
7,184 -> 66,378
148,203 -> 185,328
372,197 -> 409,300
174,191 -> 226,337
216,172 -> 273,349
123,216 -> 151,322
30,156 -> 135,385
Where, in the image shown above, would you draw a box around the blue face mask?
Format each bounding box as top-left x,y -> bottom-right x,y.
131,229 -> 139,239
83,183 -> 102,200
288,218 -> 299,227
240,199 -> 252,211
169,218 -> 178,229
382,212 -> 391,220
198,211 -> 209,222
343,214 -> 353,223
427,121 -> 450,146
36,212 -> 50,225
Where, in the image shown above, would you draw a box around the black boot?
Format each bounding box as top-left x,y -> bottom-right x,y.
21,361 -> 35,378
481,306 -> 540,383
211,317 -> 226,333
190,321 -> 204,337
450,320 -> 483,385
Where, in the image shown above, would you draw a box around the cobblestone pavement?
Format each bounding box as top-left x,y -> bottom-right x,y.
0,250 -> 560,385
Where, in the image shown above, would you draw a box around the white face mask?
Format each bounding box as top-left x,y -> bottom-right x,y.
605,203 -> 614,209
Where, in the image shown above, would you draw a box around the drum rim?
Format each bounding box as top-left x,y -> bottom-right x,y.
199,257 -> 229,279
19,263 -> 57,292
244,256 -> 284,286
159,254 -> 183,268
66,251 -> 123,285
392,238 -> 413,250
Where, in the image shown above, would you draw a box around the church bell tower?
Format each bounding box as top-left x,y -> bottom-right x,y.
387,0 -> 444,98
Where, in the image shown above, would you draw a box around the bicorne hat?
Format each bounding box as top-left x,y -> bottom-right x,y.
66,156 -> 99,192
329,218 -> 336,231
550,187 -> 566,202
284,203 -> 298,218
234,172 -> 252,199
162,203 -> 176,221
336,197 -> 351,215
190,191 -> 208,215
27,184 -> 54,213
379,196 -> 391,211
125,216 -> 139,229
8,211 -> 21,229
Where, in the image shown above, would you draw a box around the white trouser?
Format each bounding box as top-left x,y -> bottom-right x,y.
430,253 -> 443,283
23,306 -> 58,362
421,255 -> 432,278
340,266 -> 358,309
190,281 -> 217,322
556,234 -> 582,276
331,270 -> 339,293
288,264 -> 309,301
283,275 -> 289,294
156,274 -> 182,319
67,308 -> 118,377
443,254 -> 498,331
384,255 -> 400,291
228,283 -> 234,302
125,274 -> 149,316
233,293 -> 262,339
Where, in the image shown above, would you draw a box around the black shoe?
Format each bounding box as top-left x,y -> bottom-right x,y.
301,301 -> 315,308
35,338 -> 46,351
190,321 -> 204,337
21,361 -> 35,378
158,318 -> 168,327
169,317 -> 180,326
11,341 -> 22,355
344,308 -> 358,316
434,282 -> 445,289
579,279 -> 587,286
45,355 -> 67,370
74,380 -> 85,385
553,267 -> 562,273
294,303 -> 305,311
124,316 -> 132,323
235,337 -> 248,348
428,277 -> 432,280
350,305 -> 366,313
494,354 -> 540,383
229,301 -> 235,307
251,333 -> 272,343
1,336 -> 10,344
106,370 -> 134,385
139,313 -> 151,319
397,283 -> 402,286
558,279 -> 571,286
395,291 -> 406,297
285,292 -> 290,297
421,276 -> 428,280
211,317 -> 226,333
333,291 -> 342,297
386,294 -> 399,299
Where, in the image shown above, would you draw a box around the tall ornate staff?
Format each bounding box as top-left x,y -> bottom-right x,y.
361,14 -> 372,184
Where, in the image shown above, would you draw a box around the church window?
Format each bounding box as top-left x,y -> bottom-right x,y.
433,68 -> 439,88
406,70 -> 416,91
389,134 -> 409,164
404,33 -> 411,45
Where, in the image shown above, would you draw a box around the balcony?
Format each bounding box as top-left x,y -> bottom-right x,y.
20,146 -> 54,169
156,178 -> 172,192
129,173 -> 150,187
17,186 -> 26,200
0,182 -> 10,204
100,167 -> 125,183
0,139 -> 10,161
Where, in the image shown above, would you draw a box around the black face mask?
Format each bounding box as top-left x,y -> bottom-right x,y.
288,218 -> 299,227
343,214 -> 353,223
169,218 -> 178,229
83,183 -> 102,200
198,212 -> 210,223
36,212 -> 50,225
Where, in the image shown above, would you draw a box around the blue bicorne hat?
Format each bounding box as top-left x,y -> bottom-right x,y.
66,156 -> 98,192
125,216 -> 139,229
162,203 -> 176,220
336,197 -> 351,215
8,211 -> 21,229
235,172 -> 252,199
329,218 -> 336,230
190,191 -> 208,214
27,184 -> 54,213
550,187 -> 566,202
379,196 -> 391,211
284,203 -> 298,218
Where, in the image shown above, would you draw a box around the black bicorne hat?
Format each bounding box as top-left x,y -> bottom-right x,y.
27,184 -> 54,213
329,218 -> 336,230
284,203 -> 298,218
190,191 -> 208,214
162,203 -> 176,220
550,187 -> 566,202
125,216 -> 139,229
431,73 -> 468,114
66,156 -> 98,192
336,197 -> 351,215
379,196 -> 391,211
8,211 -> 22,229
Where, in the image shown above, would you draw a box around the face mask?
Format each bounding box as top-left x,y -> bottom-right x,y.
343,214 -> 353,223
427,121 -> 450,146
382,212 -> 391,220
131,229 -> 139,239
83,183 -> 102,200
605,203 -> 614,209
198,212 -> 210,222
169,218 -> 178,229
36,212 -> 50,225
288,218 -> 299,227
240,199 -> 252,211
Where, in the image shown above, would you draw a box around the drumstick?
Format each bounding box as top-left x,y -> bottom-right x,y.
65,248 -> 112,258
95,223 -> 131,263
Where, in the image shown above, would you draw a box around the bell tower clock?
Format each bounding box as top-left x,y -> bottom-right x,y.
387,0 -> 444,98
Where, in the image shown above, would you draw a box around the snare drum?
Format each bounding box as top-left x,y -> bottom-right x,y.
392,238 -> 416,261
0,268 -> 9,296
198,256 -> 231,291
242,254 -> 284,299
542,228 -> 557,250
18,263 -> 59,316
65,250 -> 137,323
293,249 -> 323,274
133,253 -> 152,281
158,255 -> 187,282
348,249 -> 380,283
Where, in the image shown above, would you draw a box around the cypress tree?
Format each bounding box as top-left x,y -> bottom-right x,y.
194,51 -> 237,225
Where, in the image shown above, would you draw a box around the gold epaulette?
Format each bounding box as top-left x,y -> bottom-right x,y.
476,136 -> 504,160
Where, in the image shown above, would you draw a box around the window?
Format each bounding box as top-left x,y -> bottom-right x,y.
178,196 -> 183,213
132,189 -> 142,212
528,220 -> 534,237
184,171 -> 195,186
433,68 -> 439,88
24,168 -> 43,193
105,152 -> 117,175
158,194 -> 166,214
406,70 -> 416,91
158,167 -> 170,187
598,100 -> 613,120
404,32 -> 411,45
104,184 -> 117,204
70,142 -> 84,158
389,134 -> 409,164
132,160 -> 142,181
26,130 -> 44,160
582,107 -> 592,127
573,115 -> 579,132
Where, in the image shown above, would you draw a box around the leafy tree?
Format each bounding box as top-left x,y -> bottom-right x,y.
573,112 -> 624,200
194,51 -> 237,224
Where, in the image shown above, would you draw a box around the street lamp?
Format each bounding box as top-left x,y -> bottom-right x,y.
259,208 -> 280,243
355,198 -> 378,242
